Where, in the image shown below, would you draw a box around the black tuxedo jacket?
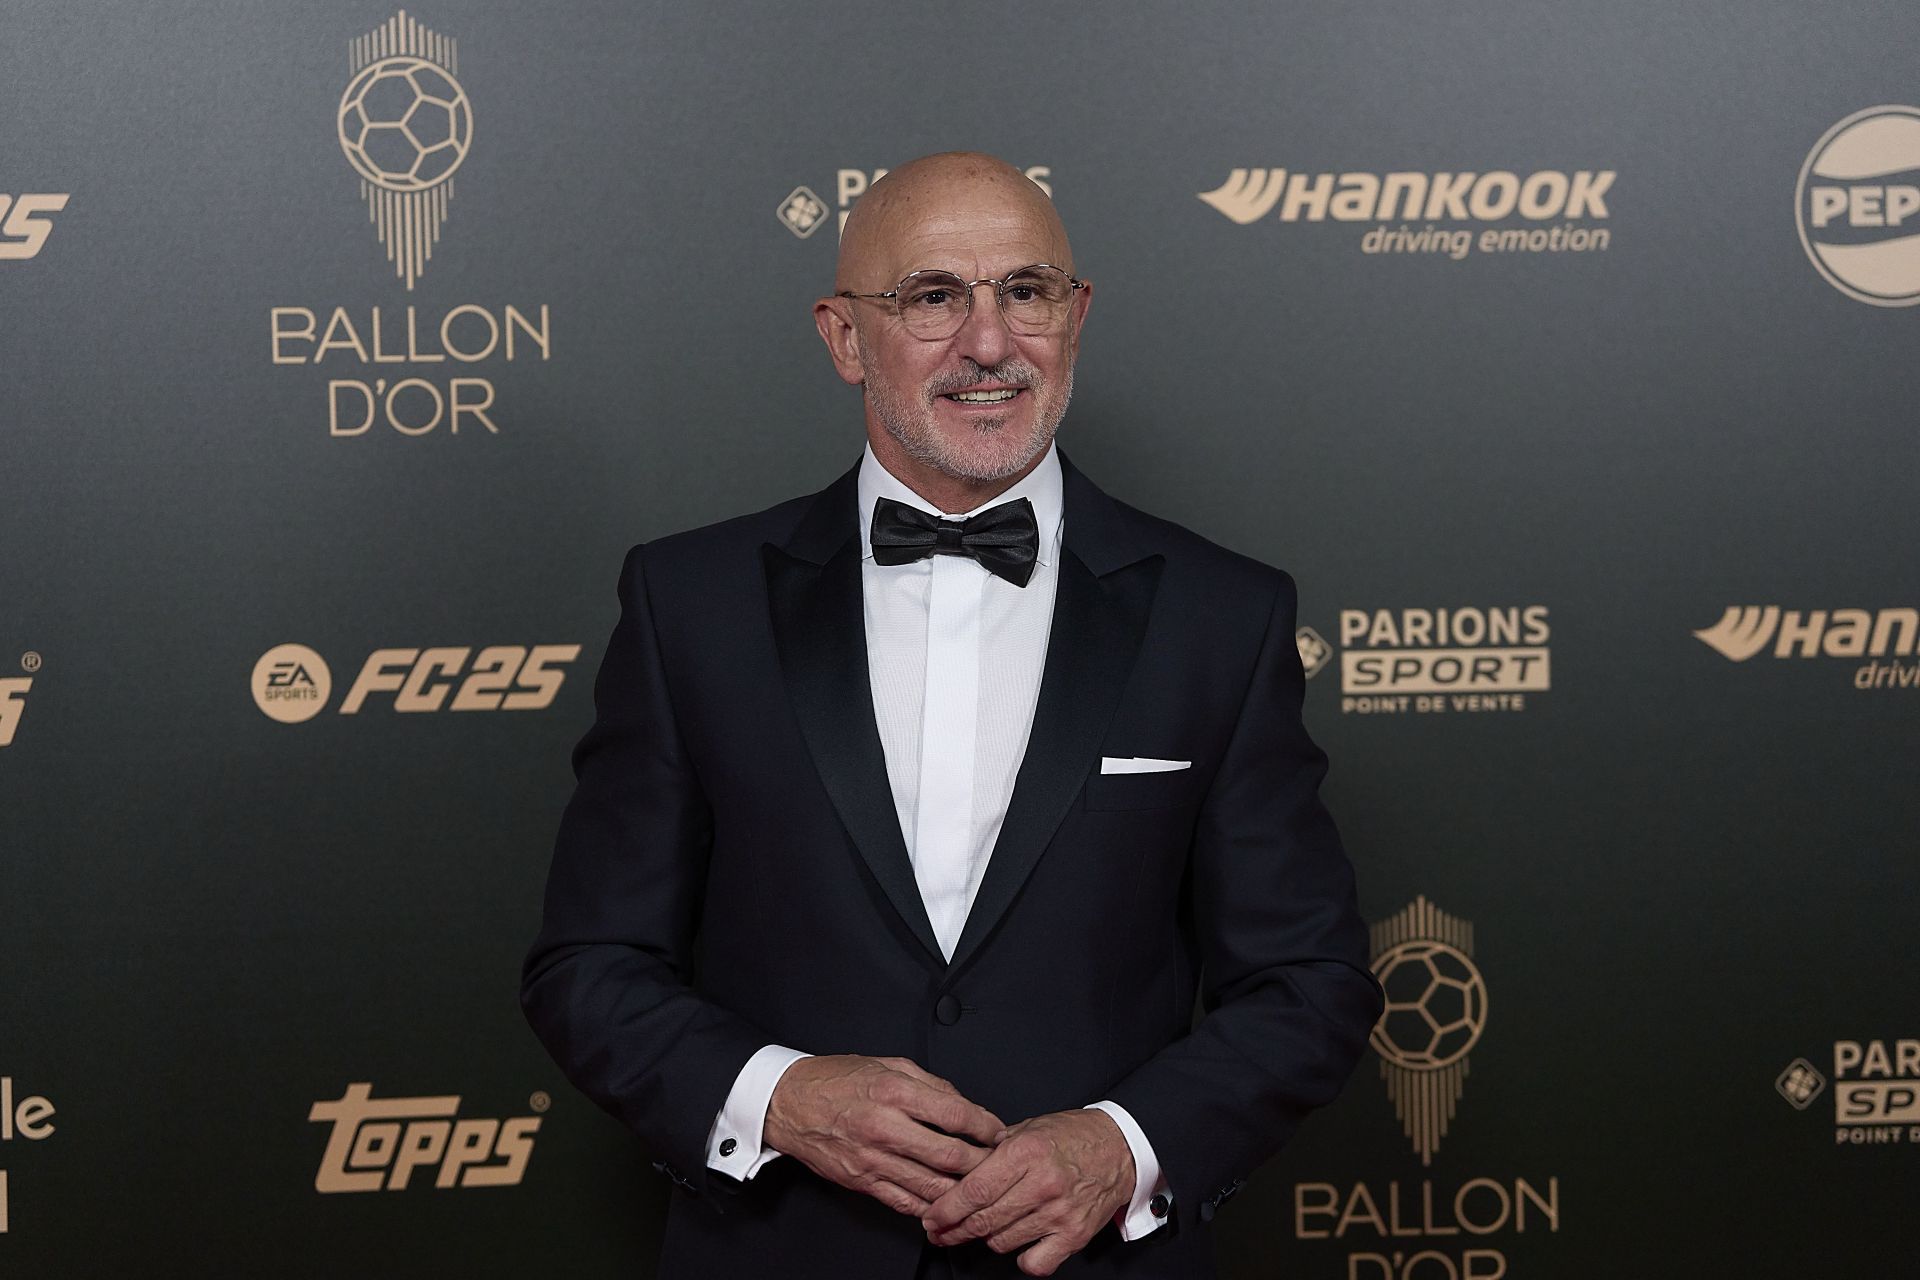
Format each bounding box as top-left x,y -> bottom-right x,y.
521,448 -> 1383,1279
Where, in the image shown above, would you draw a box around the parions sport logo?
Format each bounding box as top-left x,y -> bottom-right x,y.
309,1083 -> 542,1192
250,642 -> 580,722
1796,106 -> 1920,306
1200,166 -> 1613,260
777,166 -> 1056,240
1298,607 -> 1551,715
265,12 -> 555,439
1291,899 -> 1564,1280
1778,1040 -> 1920,1149
1693,605 -> 1919,690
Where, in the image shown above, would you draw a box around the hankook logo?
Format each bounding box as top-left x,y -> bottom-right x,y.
1200,166 -> 1614,260
1694,605 -> 1920,689
337,11 -> 472,289
1796,106 -> 1920,306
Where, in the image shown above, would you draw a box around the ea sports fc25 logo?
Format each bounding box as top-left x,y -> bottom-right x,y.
251,642 -> 579,722
1797,106 -> 1920,306
337,11 -> 472,289
0,195 -> 70,261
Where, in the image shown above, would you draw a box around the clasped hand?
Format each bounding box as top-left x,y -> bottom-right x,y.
765,1055 -> 1135,1277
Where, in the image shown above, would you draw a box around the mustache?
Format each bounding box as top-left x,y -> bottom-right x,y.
926,360 -> 1042,397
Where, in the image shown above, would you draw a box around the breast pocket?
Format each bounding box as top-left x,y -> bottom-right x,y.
1082,763 -> 1200,812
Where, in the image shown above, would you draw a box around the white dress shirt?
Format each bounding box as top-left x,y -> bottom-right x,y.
703,441 -> 1171,1239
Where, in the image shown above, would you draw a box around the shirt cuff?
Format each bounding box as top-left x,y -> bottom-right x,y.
705,1044 -> 811,1181
1084,1100 -> 1171,1240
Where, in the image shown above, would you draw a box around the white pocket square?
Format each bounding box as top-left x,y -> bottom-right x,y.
1100,756 -> 1191,774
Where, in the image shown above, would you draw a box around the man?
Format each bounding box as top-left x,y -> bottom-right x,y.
521,152 -> 1382,1279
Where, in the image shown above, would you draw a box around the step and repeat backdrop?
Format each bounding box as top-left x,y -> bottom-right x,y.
4,0 -> 1917,1275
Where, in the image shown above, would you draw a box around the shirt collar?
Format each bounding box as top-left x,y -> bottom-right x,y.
857,439 -> 1064,568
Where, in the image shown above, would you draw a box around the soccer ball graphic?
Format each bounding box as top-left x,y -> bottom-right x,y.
1368,939 -> 1487,1070
337,56 -> 472,192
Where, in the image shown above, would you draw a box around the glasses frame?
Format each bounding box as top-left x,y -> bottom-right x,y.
836,263 -> 1088,340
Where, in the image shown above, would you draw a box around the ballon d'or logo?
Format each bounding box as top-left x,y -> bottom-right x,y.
337,11 -> 472,289
1369,896 -> 1488,1165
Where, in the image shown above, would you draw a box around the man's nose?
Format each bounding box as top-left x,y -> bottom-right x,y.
950,282 -> 1014,366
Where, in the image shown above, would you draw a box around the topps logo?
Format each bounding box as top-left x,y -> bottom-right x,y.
309,1083 -> 540,1193
0,678 -> 29,747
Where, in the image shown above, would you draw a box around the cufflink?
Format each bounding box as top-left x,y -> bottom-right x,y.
1150,1193 -> 1170,1218
719,1137 -> 738,1157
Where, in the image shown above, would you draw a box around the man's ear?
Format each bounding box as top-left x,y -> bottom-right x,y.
813,298 -> 866,386
1066,278 -> 1093,356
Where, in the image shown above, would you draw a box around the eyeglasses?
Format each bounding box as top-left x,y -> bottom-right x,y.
837,263 -> 1087,341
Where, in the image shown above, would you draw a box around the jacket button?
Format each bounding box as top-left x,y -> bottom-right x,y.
934,994 -> 963,1025
718,1137 -> 737,1157
1150,1193 -> 1169,1218
1198,1199 -> 1217,1223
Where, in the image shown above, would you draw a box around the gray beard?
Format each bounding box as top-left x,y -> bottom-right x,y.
862,356 -> 1074,483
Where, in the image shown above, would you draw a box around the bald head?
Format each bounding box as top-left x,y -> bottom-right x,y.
834,152 -> 1073,292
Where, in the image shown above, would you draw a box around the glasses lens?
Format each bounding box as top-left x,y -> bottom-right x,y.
998,267 -> 1073,334
896,272 -> 970,339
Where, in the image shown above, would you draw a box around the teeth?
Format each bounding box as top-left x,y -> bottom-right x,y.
947,389 -> 1019,403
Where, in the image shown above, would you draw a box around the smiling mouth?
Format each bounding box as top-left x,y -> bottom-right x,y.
941,387 -> 1024,404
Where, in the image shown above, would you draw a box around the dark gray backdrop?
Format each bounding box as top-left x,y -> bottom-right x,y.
5,1 -> 1917,1275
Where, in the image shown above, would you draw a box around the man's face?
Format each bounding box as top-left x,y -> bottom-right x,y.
847,198 -> 1090,484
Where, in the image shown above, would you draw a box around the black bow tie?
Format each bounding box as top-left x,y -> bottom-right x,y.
869,495 -> 1040,587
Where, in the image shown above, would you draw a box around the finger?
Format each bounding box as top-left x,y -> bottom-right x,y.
866,1151 -> 960,1205
884,1058 -> 960,1095
982,1209 -> 1052,1255
852,1098 -> 984,1174
876,1112 -> 996,1176
940,1172 -> 1048,1247
900,1082 -> 1005,1146
926,1158 -> 1036,1240
1018,1234 -> 1077,1277
863,1178 -> 935,1219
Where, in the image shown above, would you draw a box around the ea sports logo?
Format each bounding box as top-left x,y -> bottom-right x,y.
1796,105 -> 1920,306
252,643 -> 333,723
337,55 -> 472,193
1370,938 -> 1488,1070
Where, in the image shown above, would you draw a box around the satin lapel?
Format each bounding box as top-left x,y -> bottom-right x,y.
946,455 -> 1164,974
763,464 -> 946,967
